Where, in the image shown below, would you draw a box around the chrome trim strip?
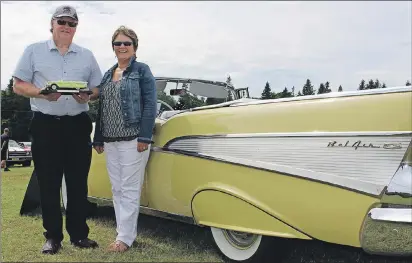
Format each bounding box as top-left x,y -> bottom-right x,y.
140,206 -> 195,224
87,196 -> 195,225
369,208 -> 412,223
164,131 -> 412,147
231,86 -> 412,108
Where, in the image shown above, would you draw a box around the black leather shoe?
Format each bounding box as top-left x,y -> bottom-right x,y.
42,239 -> 62,254
71,238 -> 98,249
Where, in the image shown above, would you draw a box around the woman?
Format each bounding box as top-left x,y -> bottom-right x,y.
93,25 -> 157,252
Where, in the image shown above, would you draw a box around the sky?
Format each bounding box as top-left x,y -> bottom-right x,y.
1,1 -> 411,97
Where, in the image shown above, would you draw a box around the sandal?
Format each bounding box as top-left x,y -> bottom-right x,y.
106,240 -> 129,252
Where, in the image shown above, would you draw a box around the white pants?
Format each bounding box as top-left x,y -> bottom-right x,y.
104,139 -> 151,246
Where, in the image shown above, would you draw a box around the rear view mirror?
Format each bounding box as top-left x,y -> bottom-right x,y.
170,89 -> 187,96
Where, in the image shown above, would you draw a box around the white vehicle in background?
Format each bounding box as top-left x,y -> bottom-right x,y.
7,139 -> 32,167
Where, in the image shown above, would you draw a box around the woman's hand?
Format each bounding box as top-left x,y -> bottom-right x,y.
137,142 -> 149,152
94,145 -> 104,154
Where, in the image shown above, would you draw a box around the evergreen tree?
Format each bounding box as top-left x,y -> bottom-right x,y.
366,79 -> 375,89
406,80 -> 411,86
261,81 -> 272,99
324,81 -> 331,93
381,83 -> 387,88
1,77 -> 31,140
358,79 -> 366,90
278,87 -> 293,98
302,79 -> 315,95
374,79 -> 381,89
297,91 -> 303,96
338,85 -> 343,92
317,83 -> 326,94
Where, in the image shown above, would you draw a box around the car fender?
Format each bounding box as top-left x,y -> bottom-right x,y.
190,185 -> 311,241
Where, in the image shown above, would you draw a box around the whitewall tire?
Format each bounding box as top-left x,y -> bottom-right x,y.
61,175 -> 68,211
211,227 -> 266,262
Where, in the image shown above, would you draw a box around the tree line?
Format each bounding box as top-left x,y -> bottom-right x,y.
259,78 -> 411,100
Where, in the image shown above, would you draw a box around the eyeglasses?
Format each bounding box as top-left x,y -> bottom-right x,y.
112,41 -> 133,47
56,19 -> 78,27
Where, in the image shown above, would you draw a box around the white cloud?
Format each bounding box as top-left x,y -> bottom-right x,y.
1,1 -> 411,97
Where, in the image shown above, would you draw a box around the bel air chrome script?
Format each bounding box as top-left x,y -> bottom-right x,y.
327,140 -> 402,150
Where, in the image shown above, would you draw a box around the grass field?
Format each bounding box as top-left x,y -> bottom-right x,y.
1,166 -> 411,263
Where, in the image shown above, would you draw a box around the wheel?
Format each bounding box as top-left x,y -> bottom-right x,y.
210,227 -> 284,262
51,84 -> 58,90
22,160 -> 31,167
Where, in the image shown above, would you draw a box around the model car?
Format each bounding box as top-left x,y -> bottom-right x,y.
61,78 -> 412,262
41,80 -> 91,94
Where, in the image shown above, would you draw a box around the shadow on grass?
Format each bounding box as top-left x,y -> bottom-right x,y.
89,205 -> 216,251
89,205 -> 412,263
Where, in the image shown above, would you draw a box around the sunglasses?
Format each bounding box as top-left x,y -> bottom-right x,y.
112,41 -> 133,47
56,19 -> 78,27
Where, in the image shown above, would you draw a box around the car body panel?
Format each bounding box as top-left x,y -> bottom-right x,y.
144,150 -> 379,247
191,190 -> 312,240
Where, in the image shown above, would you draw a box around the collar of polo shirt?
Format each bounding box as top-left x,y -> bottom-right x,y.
47,39 -> 79,53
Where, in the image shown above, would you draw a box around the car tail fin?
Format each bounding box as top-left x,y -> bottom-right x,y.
383,141 -> 412,201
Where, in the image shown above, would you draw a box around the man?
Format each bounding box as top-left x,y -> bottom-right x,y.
12,5 -> 102,254
1,128 -> 10,171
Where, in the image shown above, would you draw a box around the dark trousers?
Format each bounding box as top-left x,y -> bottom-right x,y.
29,111 -> 93,242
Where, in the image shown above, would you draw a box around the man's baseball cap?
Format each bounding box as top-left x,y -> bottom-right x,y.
52,5 -> 78,21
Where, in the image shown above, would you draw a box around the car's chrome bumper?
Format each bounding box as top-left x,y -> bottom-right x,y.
369,208 -> 412,223
360,207 -> 412,257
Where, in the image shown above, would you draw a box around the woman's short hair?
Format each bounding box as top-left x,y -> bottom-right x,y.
112,25 -> 139,51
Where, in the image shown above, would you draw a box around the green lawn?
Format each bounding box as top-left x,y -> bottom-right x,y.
1,166 -> 411,263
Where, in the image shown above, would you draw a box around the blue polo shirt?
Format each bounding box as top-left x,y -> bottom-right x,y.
12,39 -> 103,116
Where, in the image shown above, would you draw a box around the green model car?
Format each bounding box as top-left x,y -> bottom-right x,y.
42,80 -> 91,94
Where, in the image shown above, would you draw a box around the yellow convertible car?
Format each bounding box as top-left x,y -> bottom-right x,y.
61,78 -> 411,262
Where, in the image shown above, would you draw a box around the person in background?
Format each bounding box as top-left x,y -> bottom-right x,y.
93,25 -> 157,252
12,5 -> 102,254
1,128 -> 10,171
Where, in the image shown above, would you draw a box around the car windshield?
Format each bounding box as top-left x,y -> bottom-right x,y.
156,78 -> 236,111
9,140 -> 23,148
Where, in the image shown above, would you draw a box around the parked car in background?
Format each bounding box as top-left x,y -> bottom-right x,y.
20,141 -> 32,151
61,78 -> 412,262
7,139 -> 32,167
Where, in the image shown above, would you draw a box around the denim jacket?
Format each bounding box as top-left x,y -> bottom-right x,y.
93,55 -> 157,146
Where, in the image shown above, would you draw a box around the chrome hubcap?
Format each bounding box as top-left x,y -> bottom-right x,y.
223,230 -> 258,249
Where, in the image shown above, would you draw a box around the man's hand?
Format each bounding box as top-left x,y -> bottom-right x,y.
42,92 -> 62,101
137,142 -> 149,152
72,92 -> 90,104
94,145 -> 104,154
1,160 -> 6,168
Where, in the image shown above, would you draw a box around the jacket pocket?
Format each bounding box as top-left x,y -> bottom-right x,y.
124,72 -> 142,122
